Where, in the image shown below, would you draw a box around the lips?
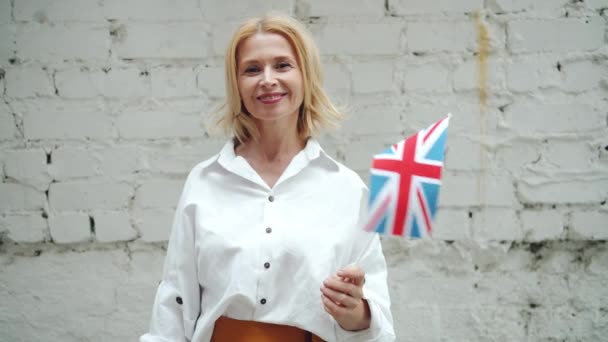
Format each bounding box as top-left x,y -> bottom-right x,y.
257,92 -> 286,104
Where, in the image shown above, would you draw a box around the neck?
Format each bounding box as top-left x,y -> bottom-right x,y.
239,117 -> 306,163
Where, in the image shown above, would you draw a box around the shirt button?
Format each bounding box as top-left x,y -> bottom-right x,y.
260,298 -> 267,305
264,262 -> 270,269
265,227 -> 272,234
268,195 -> 274,202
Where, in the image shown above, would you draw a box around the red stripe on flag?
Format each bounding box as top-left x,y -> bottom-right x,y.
423,118 -> 443,143
416,187 -> 432,236
364,194 -> 392,232
373,133 -> 441,236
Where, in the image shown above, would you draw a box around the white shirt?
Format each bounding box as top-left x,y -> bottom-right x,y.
140,138 -> 395,342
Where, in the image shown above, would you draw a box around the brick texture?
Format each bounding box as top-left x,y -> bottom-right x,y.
1,1 -> 606,341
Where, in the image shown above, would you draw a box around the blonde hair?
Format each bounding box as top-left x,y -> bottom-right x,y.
216,13 -> 343,143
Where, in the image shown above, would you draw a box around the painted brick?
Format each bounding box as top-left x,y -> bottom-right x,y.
199,0 -> 294,21
489,0 -> 570,12
5,66 -> 54,98
540,140 -> 597,170
453,57 -> 505,92
210,22 -> 240,56
495,140 -> 542,175
570,210 -> 608,240
316,22 -> 403,55
0,183 -> 45,211
403,62 -> 451,92
0,24 -> 16,61
113,23 -> 209,59
0,213 -> 47,243
433,208 -> 471,240
134,209 -> 174,242
521,210 -> 564,241
0,110 -> 17,140
93,211 -> 137,243
134,180 -> 184,209
403,101 -> 497,136
443,136 -> 485,171
49,147 -> 98,180
55,67 -> 150,98
341,104 -> 403,136
323,62 -> 350,95
441,172 -> 517,207
146,140 -> 225,174
151,66 -> 199,98
196,66 -> 225,98
0,0 -> 10,23
97,146 -> 147,178
3,149 -> 51,190
561,60 -> 606,93
588,249 -> 608,275
104,0 -> 202,21
407,21 -> 476,53
585,0 -> 608,9
508,18 -> 604,53
304,0 -> 384,17
472,208 -> 523,240
343,135 -> 404,171
503,101 -> 604,136
528,306 -> 599,341
506,57 -> 560,92
117,112 -> 203,139
390,0 -> 482,14
14,0 -> 104,22
22,101 -> 115,140
49,181 -> 132,211
48,212 -> 91,243
351,61 -> 395,94
518,179 -> 608,205
16,24 -> 109,61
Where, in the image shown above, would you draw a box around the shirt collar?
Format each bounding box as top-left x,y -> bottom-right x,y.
214,137 -> 337,184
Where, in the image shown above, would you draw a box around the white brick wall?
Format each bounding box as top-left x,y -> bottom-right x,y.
1,0 -> 607,341
48,212 -> 91,243
16,24 -> 109,61
93,210 -> 138,242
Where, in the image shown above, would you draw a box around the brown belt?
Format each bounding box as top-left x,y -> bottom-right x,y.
211,316 -> 325,342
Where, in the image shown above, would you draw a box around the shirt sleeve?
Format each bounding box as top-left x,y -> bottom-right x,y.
140,180 -> 201,342
335,189 -> 396,342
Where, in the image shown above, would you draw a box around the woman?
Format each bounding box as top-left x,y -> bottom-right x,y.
141,13 -> 395,342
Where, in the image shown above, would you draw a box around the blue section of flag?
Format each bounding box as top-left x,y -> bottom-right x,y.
364,114 -> 450,239
369,174 -> 389,205
410,216 -> 420,238
421,182 -> 440,219
425,130 -> 446,162
382,146 -> 394,155
376,216 -> 387,234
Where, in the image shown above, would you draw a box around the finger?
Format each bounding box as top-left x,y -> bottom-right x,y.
337,265 -> 365,286
320,285 -> 359,309
323,278 -> 362,300
321,294 -> 347,318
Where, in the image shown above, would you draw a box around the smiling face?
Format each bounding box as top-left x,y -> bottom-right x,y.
236,32 -> 304,126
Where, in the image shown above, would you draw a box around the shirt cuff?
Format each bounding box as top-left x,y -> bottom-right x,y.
334,298 -> 395,342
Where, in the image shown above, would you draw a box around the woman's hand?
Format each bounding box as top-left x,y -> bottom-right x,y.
320,264 -> 371,331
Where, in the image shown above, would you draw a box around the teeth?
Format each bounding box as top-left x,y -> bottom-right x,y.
259,94 -> 282,101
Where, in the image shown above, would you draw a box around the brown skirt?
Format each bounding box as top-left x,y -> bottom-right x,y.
211,316 -> 325,342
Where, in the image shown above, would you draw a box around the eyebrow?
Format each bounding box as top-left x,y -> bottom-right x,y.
238,55 -> 296,66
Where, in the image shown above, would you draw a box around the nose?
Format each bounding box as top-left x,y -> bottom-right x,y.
260,66 -> 277,87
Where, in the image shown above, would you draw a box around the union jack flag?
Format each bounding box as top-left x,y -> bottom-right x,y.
364,115 -> 451,238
